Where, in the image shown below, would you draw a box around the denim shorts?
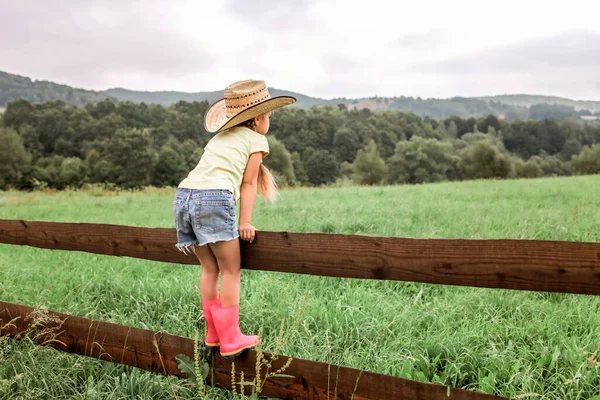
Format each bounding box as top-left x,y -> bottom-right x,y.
173,188 -> 239,252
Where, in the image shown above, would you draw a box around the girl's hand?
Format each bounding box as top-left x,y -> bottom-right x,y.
239,222 -> 257,243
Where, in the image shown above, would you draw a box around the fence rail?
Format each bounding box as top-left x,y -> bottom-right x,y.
2,219 -> 600,399
0,301 -> 505,400
1,219 -> 599,295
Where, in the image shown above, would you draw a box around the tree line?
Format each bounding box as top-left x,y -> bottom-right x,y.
4,70 -> 600,120
1,98 -> 599,191
0,71 -> 112,107
353,97 -> 600,120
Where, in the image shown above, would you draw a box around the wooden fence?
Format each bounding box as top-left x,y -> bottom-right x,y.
1,219 -> 599,399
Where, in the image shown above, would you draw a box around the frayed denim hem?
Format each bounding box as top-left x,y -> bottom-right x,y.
175,232 -> 240,255
176,241 -> 198,255
196,232 -> 240,247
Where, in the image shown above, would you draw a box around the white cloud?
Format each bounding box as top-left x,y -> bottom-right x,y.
1,0 -> 599,99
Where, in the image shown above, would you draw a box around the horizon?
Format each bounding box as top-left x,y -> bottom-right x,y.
3,68 -> 600,103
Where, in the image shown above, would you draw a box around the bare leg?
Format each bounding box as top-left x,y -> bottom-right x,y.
207,239 -> 258,358
208,239 -> 241,307
194,245 -> 220,300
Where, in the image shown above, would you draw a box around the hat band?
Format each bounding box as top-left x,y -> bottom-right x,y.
225,86 -> 267,100
225,93 -> 271,117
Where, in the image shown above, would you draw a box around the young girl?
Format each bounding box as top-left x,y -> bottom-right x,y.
173,80 -> 295,359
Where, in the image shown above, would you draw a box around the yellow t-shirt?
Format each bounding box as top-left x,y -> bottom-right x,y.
178,126 -> 269,200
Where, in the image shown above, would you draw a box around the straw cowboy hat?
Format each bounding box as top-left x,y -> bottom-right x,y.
204,80 -> 296,133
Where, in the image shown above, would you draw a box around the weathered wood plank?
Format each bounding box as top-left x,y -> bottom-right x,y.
0,301 -> 506,400
0,219 -> 599,295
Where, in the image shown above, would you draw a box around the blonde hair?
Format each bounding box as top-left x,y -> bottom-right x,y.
237,117 -> 279,203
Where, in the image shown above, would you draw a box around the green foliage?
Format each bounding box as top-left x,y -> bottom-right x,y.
116,101 -> 154,128
104,128 -> 157,189
302,148 -> 339,186
388,136 -> 458,184
32,155 -> 65,188
371,129 -> 399,158
447,120 -> 458,138
332,127 -> 361,162
460,131 -> 494,145
0,127 -> 32,189
350,140 -> 388,185
529,151 -> 571,176
561,138 -> 582,161
458,140 -> 513,180
2,98 -> 34,128
339,161 -> 354,179
92,112 -> 127,140
86,98 -> 116,119
84,150 -> 112,184
477,115 -> 501,133
570,144 -> 600,174
503,119 -> 568,159
69,108 -> 96,145
582,123 -> 600,146
0,95 -> 596,192
512,157 -> 543,178
264,136 -> 295,186
163,101 -> 210,145
29,155 -> 87,189
152,145 -> 187,187
175,353 -> 208,385
19,124 -> 44,159
35,106 -> 70,156
290,152 -> 309,186
59,157 -> 87,188
529,103 -> 579,120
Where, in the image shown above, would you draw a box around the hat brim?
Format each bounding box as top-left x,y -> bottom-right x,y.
204,96 -> 296,133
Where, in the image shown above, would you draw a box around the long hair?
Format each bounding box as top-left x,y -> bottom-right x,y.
237,117 -> 279,203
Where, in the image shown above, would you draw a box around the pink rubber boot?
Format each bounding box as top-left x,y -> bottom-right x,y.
210,304 -> 259,359
202,298 -> 221,350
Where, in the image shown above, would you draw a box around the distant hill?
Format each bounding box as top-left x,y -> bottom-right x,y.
102,87 -> 223,106
102,87 -> 329,109
478,94 -> 600,113
0,70 -> 114,107
2,70 -> 599,119
102,89 -> 600,119
343,96 -> 517,118
101,88 -> 510,118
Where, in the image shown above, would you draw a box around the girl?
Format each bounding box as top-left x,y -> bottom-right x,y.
173,80 -> 295,359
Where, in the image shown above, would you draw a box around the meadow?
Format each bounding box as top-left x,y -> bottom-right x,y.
1,175 -> 600,399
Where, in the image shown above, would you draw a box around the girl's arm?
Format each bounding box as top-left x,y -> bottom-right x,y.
238,152 -> 263,243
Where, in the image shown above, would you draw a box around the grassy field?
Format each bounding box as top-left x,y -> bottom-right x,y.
1,176 -> 600,399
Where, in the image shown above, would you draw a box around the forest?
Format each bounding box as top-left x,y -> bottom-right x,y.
1,97 -> 599,191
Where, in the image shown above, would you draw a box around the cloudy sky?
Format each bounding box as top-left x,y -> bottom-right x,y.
1,0 -> 599,100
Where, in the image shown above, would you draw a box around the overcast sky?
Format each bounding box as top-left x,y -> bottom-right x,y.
1,0 -> 599,100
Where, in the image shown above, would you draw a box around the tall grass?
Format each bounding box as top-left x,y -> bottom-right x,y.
1,175 -> 600,399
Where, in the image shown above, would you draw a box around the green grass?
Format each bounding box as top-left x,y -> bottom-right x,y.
1,176 -> 600,399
